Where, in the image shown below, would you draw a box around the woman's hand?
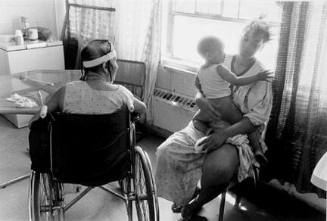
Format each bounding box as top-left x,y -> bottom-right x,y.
257,70 -> 274,82
198,130 -> 228,152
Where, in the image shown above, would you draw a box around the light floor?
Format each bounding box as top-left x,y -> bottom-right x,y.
0,115 -> 325,221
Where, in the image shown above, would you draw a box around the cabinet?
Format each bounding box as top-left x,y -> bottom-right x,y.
0,41 -> 65,127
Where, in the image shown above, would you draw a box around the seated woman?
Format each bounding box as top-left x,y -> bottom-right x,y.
30,39 -> 146,121
155,20 -> 273,221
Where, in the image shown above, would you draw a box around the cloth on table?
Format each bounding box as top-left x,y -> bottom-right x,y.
6,93 -> 38,108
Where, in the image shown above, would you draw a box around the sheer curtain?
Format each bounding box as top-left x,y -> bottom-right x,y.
265,2 -> 327,197
64,0 -> 162,122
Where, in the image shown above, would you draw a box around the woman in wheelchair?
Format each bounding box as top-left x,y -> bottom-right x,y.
28,40 -> 158,221
30,39 -> 145,122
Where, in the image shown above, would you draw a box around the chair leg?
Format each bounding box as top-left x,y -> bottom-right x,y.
218,190 -> 227,221
0,173 -> 30,189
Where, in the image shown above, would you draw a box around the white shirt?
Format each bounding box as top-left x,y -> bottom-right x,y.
197,64 -> 231,99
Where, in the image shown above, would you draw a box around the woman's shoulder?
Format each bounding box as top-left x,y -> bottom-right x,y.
111,84 -> 134,96
65,80 -> 85,87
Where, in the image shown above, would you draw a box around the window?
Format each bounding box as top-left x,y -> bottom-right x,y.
162,0 -> 282,71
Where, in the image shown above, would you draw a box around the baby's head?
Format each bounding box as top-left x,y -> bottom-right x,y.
197,36 -> 225,65
81,39 -> 118,81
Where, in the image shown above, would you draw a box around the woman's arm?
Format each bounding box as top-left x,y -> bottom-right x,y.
44,87 -> 65,112
28,87 -> 65,128
199,117 -> 256,152
133,97 -> 146,114
200,81 -> 273,152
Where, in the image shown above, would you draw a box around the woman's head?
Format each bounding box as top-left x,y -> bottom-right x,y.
239,20 -> 272,58
81,39 -> 118,82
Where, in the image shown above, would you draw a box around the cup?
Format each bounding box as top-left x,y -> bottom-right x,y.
28,28 -> 38,41
15,29 -> 23,36
14,29 -> 24,45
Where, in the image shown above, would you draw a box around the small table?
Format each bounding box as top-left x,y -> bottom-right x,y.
311,152 -> 327,191
0,70 -> 81,127
0,69 -> 81,188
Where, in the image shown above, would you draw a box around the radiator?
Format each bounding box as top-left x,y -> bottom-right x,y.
152,88 -> 197,133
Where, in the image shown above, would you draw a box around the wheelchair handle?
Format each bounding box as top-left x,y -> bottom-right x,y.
38,90 -> 47,119
40,105 -> 48,119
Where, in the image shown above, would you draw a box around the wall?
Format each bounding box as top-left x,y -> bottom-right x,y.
156,64 -> 197,98
0,0 -> 58,38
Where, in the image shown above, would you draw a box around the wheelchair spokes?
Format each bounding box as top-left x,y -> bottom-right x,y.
29,111 -> 159,221
135,155 -> 150,220
133,146 -> 159,221
119,176 -> 134,221
29,172 -> 64,221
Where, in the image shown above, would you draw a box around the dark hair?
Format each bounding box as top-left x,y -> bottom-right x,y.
243,19 -> 272,43
80,39 -> 114,81
197,36 -> 224,57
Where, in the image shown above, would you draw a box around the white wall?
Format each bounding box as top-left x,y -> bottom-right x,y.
0,0 -> 58,38
156,65 -> 197,98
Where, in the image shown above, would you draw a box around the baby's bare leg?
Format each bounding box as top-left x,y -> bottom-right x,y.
215,97 -> 267,164
193,110 -> 211,133
193,109 -> 210,123
248,130 -> 267,164
214,96 -> 243,124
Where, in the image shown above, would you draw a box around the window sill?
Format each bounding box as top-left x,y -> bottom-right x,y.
161,57 -> 199,75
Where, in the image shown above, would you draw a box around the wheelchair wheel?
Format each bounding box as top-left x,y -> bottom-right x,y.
29,171 -> 64,221
133,146 -> 159,221
120,177 -> 134,221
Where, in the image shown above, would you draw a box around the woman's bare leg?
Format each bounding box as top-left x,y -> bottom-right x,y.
182,144 -> 239,219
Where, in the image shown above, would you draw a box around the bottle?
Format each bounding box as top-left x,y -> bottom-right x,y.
20,17 -> 30,38
14,29 -> 24,45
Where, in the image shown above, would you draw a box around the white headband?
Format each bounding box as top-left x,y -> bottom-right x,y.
83,49 -> 117,68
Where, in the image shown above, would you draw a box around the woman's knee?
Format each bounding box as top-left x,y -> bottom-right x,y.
156,141 -> 172,159
202,144 -> 239,182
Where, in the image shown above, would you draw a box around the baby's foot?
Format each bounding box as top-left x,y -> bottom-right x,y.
255,151 -> 268,166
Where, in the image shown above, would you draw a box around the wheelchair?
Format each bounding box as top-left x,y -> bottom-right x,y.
28,106 -> 159,221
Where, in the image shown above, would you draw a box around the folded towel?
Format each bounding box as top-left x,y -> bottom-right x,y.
6,93 -> 38,108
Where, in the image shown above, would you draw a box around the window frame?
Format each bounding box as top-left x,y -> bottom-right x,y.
163,0 -> 281,72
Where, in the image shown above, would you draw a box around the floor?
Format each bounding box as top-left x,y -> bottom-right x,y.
0,115 -> 326,221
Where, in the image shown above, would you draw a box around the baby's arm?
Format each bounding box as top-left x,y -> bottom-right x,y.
217,64 -> 271,86
195,75 -> 204,95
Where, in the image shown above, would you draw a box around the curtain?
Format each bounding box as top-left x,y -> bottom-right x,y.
264,1 -> 327,198
64,0 -> 162,123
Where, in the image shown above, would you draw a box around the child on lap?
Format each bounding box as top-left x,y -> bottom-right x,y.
193,36 -> 271,164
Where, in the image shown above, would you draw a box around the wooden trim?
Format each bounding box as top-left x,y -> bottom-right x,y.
166,0 -> 174,56
69,3 -> 116,12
